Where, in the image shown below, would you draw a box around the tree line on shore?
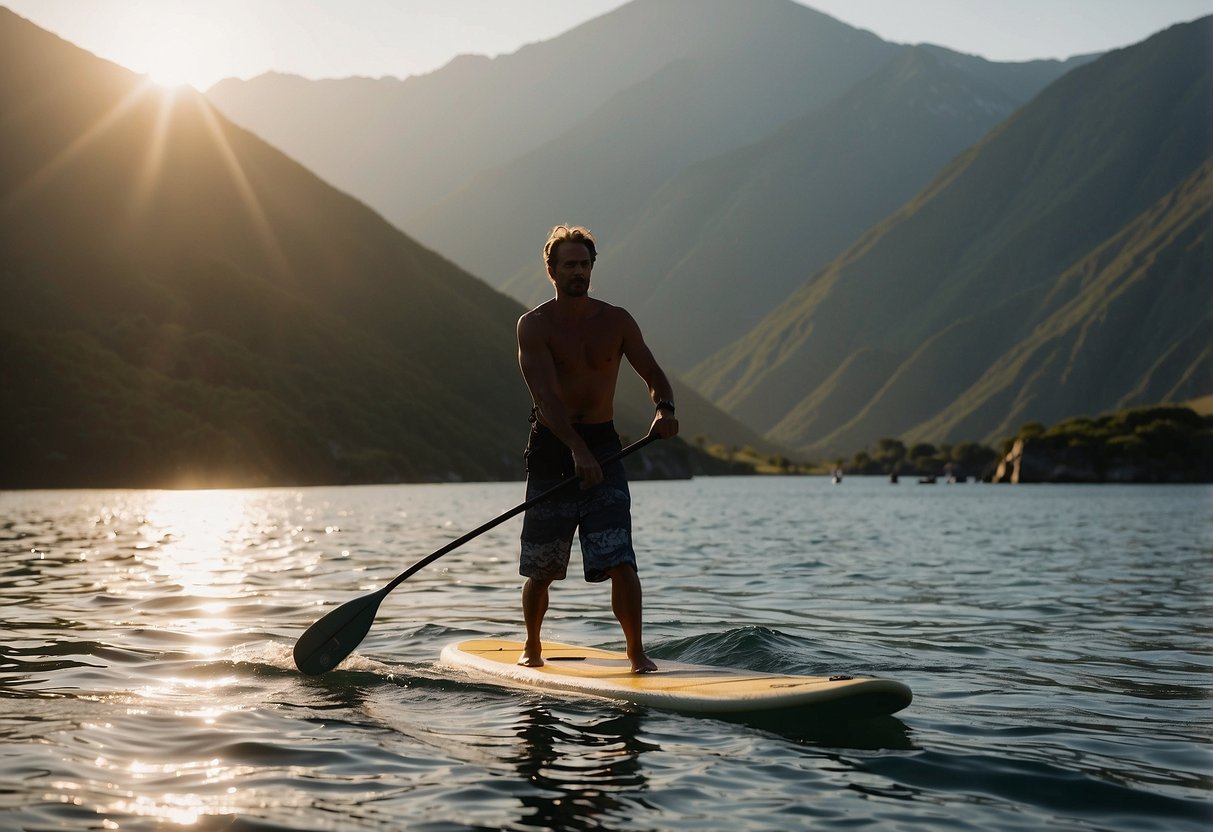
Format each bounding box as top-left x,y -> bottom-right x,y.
839,404 -> 1213,483
700,403 -> 1213,483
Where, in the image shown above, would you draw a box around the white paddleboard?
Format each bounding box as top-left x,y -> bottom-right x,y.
440,639 -> 911,721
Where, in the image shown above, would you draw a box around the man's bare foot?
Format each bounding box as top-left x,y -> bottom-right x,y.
630,653 -> 658,673
518,643 -> 544,667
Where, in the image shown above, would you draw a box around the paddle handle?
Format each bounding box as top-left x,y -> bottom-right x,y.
383,432 -> 659,592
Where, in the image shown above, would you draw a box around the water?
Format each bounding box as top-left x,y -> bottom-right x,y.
1,477 -> 1209,831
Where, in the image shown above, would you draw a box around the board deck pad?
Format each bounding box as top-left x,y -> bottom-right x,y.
441,639 -> 911,721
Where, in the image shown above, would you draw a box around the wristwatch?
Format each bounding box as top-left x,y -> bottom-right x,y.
655,399 -> 676,414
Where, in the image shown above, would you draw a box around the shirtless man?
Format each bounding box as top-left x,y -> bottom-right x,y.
515,224 -> 679,673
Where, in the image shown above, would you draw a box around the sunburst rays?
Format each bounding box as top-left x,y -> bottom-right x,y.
3,71 -> 292,282
2,77 -> 160,213
193,95 -> 292,280
124,83 -> 179,227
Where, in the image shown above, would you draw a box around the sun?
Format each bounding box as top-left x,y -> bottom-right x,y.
105,3 -> 232,91
135,39 -> 207,89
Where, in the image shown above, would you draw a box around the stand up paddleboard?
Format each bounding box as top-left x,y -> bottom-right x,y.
441,639 -> 911,721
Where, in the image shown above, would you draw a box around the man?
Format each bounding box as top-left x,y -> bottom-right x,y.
515,224 -> 679,673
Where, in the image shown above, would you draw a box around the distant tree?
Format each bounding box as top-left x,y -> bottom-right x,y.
1135,419 -> 1189,457
874,438 -> 907,471
1107,434 -> 1147,460
990,405 -> 1213,482
1018,421 -> 1047,439
951,441 -> 996,469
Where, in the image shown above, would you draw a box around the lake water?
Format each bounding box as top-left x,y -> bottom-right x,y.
1,476 -> 1209,831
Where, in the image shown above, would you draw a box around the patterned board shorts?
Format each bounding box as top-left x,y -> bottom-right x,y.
520,421 -> 636,583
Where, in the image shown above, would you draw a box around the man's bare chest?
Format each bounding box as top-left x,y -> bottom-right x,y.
547,327 -> 623,374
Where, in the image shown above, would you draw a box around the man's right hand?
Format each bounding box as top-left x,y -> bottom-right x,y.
572,446 -> 604,489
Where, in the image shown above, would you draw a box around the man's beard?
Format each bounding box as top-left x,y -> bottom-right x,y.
564,278 -> 589,296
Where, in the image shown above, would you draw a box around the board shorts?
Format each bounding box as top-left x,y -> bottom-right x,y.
520,419 -> 636,583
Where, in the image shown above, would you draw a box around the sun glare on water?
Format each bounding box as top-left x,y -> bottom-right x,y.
142,489 -> 252,598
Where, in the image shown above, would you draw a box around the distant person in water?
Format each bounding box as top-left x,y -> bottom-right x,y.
515,224 -> 679,673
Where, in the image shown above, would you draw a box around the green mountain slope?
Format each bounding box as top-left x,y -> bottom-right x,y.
689,16 -> 1212,455
0,8 -> 532,486
902,160 -> 1212,447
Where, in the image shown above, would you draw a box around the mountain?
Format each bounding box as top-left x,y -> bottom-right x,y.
207,0 -> 900,286
688,16 -> 1213,455
403,0 -> 901,295
0,8 -> 523,486
0,8 -> 768,487
573,44 -> 1090,371
204,0 -> 1087,379
209,0 -> 890,225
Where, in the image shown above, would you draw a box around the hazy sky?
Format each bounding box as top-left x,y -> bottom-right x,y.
6,0 -> 1211,90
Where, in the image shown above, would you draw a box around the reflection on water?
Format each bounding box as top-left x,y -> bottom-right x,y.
740,711 -> 914,750
511,703 -> 652,831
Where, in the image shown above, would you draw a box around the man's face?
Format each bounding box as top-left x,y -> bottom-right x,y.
547,242 -> 593,297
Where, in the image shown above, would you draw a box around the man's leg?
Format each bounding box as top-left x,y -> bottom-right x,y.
607,564 -> 657,673
519,576 -> 552,667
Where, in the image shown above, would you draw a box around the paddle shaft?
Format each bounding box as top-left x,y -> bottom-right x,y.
381,432 -> 658,594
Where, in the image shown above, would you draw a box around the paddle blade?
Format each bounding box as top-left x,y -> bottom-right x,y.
293,589 -> 386,675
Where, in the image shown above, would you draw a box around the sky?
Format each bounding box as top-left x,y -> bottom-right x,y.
5,0 -> 1211,91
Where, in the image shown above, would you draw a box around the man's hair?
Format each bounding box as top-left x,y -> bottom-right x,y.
543,224 -> 598,268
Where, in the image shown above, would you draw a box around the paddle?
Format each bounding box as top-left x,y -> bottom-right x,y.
293,432 -> 659,675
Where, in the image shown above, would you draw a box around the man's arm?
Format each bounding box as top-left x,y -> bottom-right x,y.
620,310 -> 680,440
516,313 -> 603,486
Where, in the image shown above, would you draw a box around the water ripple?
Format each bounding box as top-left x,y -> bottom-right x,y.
0,480 -> 1209,830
